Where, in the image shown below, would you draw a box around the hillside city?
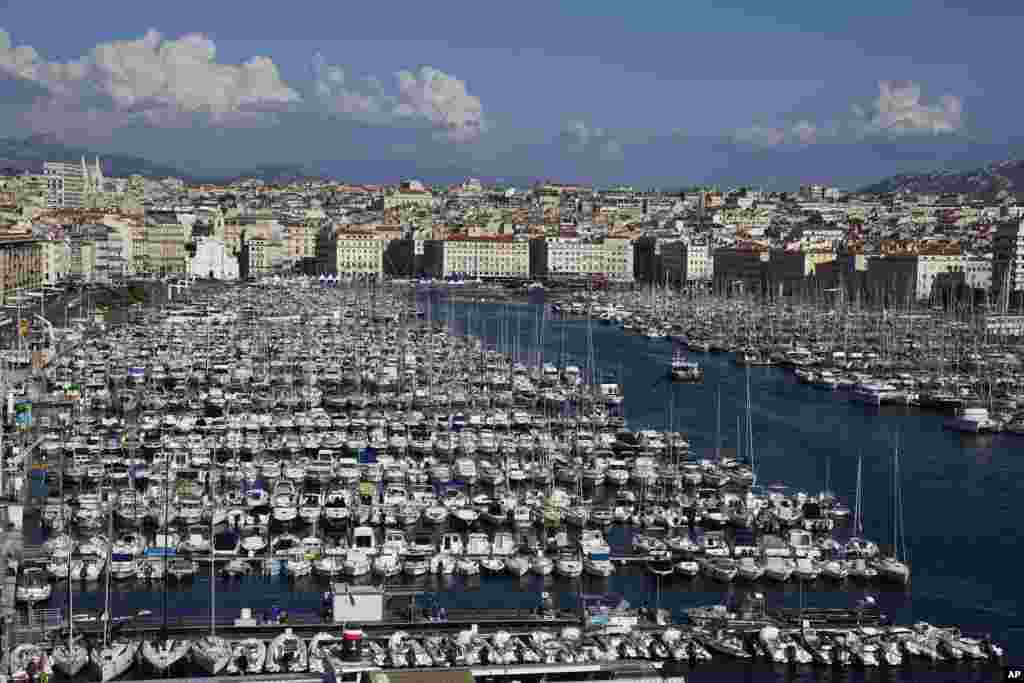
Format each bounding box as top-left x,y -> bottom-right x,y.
0,157 -> 1023,312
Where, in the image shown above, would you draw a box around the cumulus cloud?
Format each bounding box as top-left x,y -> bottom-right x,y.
733,80 -> 964,148
733,120 -> 817,148
0,27 -> 299,135
562,120 -> 624,161
858,80 -> 963,135
395,67 -> 486,143
312,54 -> 487,143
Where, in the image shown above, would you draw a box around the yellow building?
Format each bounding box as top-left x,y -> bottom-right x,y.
424,235 -> 530,279
145,211 -> 191,275
69,241 -> 96,281
40,240 -> 70,284
319,229 -> 387,276
383,180 -> 434,209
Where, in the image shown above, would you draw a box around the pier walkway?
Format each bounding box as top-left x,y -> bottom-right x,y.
13,607 -> 583,644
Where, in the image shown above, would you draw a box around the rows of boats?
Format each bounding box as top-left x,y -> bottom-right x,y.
554,292 -> 1024,434
9,281 -> 1000,681
12,614 -> 1006,682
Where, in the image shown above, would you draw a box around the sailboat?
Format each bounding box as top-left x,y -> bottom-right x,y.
141,453 -> 192,674
192,466 -> 231,674
52,531 -> 89,677
873,442 -> 911,584
91,505 -> 138,682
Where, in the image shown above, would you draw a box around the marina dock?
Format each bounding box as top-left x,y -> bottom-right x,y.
0,280 -> 1010,681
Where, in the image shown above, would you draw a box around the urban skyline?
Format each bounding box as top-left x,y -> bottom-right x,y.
2,2 -> 1024,187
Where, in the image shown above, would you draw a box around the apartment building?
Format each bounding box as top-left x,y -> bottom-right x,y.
713,245 -> 770,295
319,229 -> 387,276
145,210 -> 191,275
661,241 -> 713,284
867,247 -> 963,301
993,219 -> 1024,294
0,237 -> 44,304
529,237 -> 633,282
43,161 -> 87,209
422,235 -> 530,279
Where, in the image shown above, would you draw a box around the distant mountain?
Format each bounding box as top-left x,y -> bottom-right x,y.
861,159 -> 1024,198
0,135 -> 542,187
0,134 -> 204,180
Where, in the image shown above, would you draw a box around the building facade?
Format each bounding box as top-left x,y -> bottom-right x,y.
713,246 -> 769,295
319,230 -> 387,277
529,237 -> 633,282
662,241 -> 712,284
191,237 -> 240,280
422,236 -> 530,279
0,238 -> 43,304
993,219 -> 1024,295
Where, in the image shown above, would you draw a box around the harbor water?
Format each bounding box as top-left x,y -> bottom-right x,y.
35,286 -> 1022,681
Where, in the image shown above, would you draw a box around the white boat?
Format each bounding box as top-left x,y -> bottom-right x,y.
16,567 -> 52,603
674,560 -> 700,577
266,628 -> 309,673
763,556 -> 794,582
531,550 -> 553,576
91,640 -> 138,682
555,552 -> 583,578
191,635 -> 231,675
308,633 -> 344,674
403,550 -> 431,577
52,638 -> 89,677
736,556 -> 764,581
874,445 -> 911,584
465,532 -> 491,556
455,556 -> 480,575
373,548 -> 403,577
505,554 -> 530,577
579,529 -> 614,577
944,406 -> 999,433
342,549 -> 371,577
226,638 -> 267,674
140,639 -> 191,674
351,526 -> 379,556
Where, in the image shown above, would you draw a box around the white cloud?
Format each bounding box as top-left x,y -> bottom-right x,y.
0,27 -> 299,134
562,119 -> 623,161
858,80 -> 963,135
311,52 -> 391,120
395,67 -> 486,143
734,80 -> 964,148
312,55 -> 487,143
733,121 -> 817,148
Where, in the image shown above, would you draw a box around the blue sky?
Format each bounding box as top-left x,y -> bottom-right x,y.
1,1 -> 1022,187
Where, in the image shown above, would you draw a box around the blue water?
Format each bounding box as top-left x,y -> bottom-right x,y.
422,293 -> 1023,666
46,289 -> 1023,680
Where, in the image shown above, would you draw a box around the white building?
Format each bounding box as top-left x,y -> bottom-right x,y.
529,237 -> 633,281
993,219 -> 1024,294
43,157 -> 104,209
962,256 -> 992,291
190,237 -> 239,280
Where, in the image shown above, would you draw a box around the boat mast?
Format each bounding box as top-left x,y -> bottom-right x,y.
103,498 -> 113,650
854,456 -> 863,537
714,385 -> 721,460
746,367 -> 755,486
210,458 -> 217,638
